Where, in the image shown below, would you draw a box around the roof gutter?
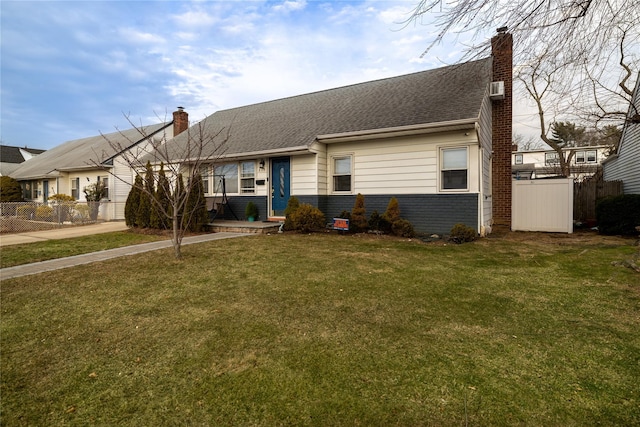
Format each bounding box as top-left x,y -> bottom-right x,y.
316,118 -> 478,143
179,145 -> 313,164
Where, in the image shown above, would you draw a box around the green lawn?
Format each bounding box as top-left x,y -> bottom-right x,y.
1,233 -> 639,426
0,231 -> 166,268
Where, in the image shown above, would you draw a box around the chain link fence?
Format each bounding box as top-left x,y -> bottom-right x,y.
0,201 -> 110,234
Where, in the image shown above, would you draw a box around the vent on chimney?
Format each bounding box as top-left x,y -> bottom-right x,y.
490,81 -> 505,100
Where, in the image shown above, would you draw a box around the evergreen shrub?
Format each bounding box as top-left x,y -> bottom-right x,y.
283,196 -> 300,231
290,203 -> 325,232
449,223 -> 478,244
596,194 -> 640,235
350,193 -> 368,233
392,218 -> 415,238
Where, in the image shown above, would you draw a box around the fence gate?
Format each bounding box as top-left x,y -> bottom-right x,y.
512,179 -> 574,233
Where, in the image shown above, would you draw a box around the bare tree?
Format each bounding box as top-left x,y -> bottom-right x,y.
95,113 -> 228,259
406,0 -> 639,153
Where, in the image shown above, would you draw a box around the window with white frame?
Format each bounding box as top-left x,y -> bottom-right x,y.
199,165 -> 209,194
71,178 -> 80,200
333,155 -> 352,192
586,150 -> 597,163
514,154 -> 523,165
214,164 -> 238,194
240,162 -> 255,194
99,176 -> 109,199
441,147 -> 468,190
545,152 -> 559,165
575,151 -> 585,163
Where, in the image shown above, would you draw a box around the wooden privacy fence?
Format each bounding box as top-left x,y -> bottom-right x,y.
574,173 -> 623,222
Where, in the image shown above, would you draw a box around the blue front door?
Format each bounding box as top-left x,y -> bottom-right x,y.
271,157 -> 290,216
43,180 -> 49,201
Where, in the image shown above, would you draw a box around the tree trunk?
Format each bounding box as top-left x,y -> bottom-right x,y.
172,213 -> 182,260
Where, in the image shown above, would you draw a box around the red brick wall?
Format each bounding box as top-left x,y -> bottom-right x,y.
173,108 -> 189,136
491,32 -> 513,230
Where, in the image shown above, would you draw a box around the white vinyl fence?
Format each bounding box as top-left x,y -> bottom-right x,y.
512,178 -> 574,233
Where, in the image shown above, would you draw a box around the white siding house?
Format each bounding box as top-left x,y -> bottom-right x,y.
158,44 -> 512,235
10,112 -> 187,220
603,73 -> 640,194
512,146 -> 610,180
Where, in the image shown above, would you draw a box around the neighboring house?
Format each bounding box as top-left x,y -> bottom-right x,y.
603,72 -> 640,194
160,32 -> 514,235
10,109 -> 188,220
512,145 -> 610,181
0,145 -> 46,176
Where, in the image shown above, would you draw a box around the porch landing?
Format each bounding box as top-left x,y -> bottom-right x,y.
209,220 -> 282,234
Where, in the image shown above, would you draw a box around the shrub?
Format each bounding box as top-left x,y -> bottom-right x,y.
350,193 -> 368,233
391,218 -> 415,238
48,194 -> 76,223
382,197 -> 401,224
184,173 -> 208,232
35,205 -> 53,221
137,161 -> 155,228
290,203 -> 325,232
0,176 -> 24,202
596,194 -> 640,235
74,204 -> 90,222
16,205 -> 36,219
449,223 -> 478,244
125,175 -> 143,227
245,201 -> 258,220
283,196 -> 301,231
368,210 -> 382,231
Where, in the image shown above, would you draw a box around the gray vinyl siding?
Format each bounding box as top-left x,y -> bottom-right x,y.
221,196 -> 268,221
298,194 -> 478,235
604,73 -> 640,194
603,120 -> 640,195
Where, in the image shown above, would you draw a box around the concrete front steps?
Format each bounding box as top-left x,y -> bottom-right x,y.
209,220 -> 282,234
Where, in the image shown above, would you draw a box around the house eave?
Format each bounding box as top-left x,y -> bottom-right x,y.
316,119 -> 478,143
179,145 -> 314,165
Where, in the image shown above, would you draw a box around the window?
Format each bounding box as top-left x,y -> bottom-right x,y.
514,154 -> 523,165
240,162 -> 255,194
98,176 -> 109,199
545,152 -> 559,165
333,156 -> 352,192
214,164 -> 238,194
71,178 -> 80,200
200,166 -> 209,194
575,151 -> 585,163
586,150 -> 597,163
441,147 -> 468,190
22,181 -> 37,200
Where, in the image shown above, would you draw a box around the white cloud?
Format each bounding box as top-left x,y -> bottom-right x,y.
272,1 -> 307,13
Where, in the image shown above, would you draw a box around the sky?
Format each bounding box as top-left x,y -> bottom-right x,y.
1,0 -> 533,150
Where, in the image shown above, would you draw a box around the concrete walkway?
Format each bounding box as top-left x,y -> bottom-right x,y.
0,221 -> 130,247
1,232 -> 250,280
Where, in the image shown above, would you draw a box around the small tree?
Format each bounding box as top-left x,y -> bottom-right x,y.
97,112 -> 229,259
382,197 -> 401,224
83,181 -> 107,221
125,175 -> 143,227
350,193 -> 368,233
0,176 -> 24,202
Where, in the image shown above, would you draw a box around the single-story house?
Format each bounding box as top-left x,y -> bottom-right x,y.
0,145 -> 46,176
603,72 -> 640,194
161,31 -> 514,235
10,110 -> 188,220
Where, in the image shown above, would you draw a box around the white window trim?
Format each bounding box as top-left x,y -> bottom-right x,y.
514,154 -> 523,165
438,146 -> 470,192
240,161 -> 256,194
331,154 -> 354,194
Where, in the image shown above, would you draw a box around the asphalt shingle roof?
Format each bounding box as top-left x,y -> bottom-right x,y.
11,123 -> 170,180
0,145 -> 45,164
166,58 -> 492,159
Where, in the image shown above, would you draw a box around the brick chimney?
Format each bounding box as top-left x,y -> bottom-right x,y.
491,29 -> 513,231
173,107 -> 189,136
